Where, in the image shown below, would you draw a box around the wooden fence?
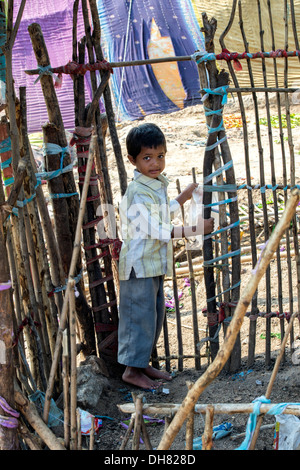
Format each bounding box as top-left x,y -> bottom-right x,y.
153,0 -> 300,372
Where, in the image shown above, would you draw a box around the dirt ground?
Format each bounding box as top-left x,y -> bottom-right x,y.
81,93 -> 300,452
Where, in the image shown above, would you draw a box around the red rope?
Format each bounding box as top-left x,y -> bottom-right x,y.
53,59 -> 113,77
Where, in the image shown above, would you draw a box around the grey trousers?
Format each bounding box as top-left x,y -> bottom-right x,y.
118,269 -> 165,368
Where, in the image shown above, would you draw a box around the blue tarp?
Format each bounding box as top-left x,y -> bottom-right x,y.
97,0 -> 205,121
11,1 -> 205,133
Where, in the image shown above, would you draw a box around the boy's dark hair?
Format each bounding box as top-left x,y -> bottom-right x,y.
126,123 -> 167,160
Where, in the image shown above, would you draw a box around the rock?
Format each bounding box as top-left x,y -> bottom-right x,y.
76,356 -> 111,412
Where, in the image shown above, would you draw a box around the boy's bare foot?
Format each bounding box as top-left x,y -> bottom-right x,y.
122,366 -> 161,389
143,365 -> 172,381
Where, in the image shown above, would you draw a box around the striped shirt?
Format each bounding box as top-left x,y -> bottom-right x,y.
118,169 -> 180,280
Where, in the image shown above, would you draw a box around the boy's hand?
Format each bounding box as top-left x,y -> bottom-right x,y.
204,217 -> 215,235
176,183 -> 198,206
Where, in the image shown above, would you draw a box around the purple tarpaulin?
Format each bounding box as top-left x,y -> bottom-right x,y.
13,0 -> 91,133
12,1 -> 205,133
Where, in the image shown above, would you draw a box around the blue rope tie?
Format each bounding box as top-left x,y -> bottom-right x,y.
204,160 -> 233,184
203,183 -> 237,193
206,280 -> 241,303
50,192 -> 78,199
203,220 -> 240,241
0,137 -> 11,154
34,65 -> 61,86
236,397 -> 300,450
203,248 -> 241,267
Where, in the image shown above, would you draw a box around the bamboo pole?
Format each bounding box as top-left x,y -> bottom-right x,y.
43,136 -> 97,424
155,188 -> 299,450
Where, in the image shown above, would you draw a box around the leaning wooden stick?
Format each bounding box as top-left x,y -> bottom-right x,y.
157,188 -> 300,450
43,136 -> 97,424
248,309 -> 299,449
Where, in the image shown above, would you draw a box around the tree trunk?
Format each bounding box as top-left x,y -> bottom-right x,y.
0,182 -> 19,450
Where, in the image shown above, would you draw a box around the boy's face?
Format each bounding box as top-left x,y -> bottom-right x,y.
128,145 -> 166,179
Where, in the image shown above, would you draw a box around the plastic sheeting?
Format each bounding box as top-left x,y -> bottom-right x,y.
12,1 -> 299,133
97,0 -> 205,121
12,0 -> 205,132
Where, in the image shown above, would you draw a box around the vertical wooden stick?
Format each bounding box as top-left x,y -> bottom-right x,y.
132,393 -> 143,450
62,330 -> 70,449
43,136 -> 97,424
69,283 -> 77,450
185,381 -> 195,450
89,417 -> 95,450
77,409 -> 82,450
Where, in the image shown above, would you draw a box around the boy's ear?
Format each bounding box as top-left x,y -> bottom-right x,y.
127,154 -> 136,166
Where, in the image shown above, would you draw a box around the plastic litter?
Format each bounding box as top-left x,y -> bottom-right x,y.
273,414 -> 300,450
78,408 -> 102,435
192,422 -> 233,450
29,390 -> 63,428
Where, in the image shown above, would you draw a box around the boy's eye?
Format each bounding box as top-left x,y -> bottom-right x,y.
143,156 -> 151,161
158,154 -> 165,159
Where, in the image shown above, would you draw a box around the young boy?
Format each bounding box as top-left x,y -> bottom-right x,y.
118,123 -> 214,389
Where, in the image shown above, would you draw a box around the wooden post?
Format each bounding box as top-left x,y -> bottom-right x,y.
132,393 -> 143,450
69,283 -> 77,450
0,206 -> 19,449
185,381 -> 195,450
202,405 -> 214,450
198,11 -> 241,370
